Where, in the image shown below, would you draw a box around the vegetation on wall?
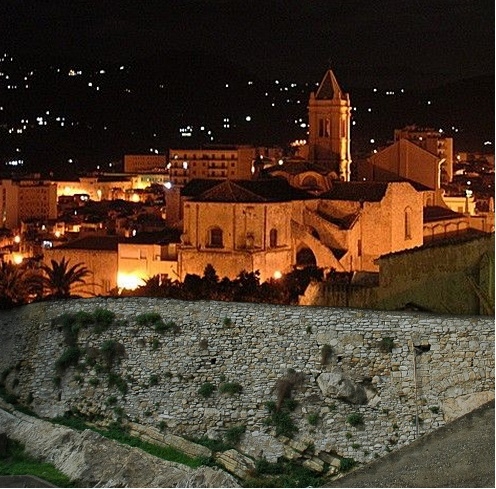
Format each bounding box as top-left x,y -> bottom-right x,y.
122,264 -> 324,305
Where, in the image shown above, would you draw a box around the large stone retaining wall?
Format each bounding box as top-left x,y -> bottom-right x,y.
0,298 -> 494,465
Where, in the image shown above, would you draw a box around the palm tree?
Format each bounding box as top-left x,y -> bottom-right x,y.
40,258 -> 92,299
0,262 -> 29,308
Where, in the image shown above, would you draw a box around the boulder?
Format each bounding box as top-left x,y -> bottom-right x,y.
317,371 -> 368,405
302,457 -> 326,473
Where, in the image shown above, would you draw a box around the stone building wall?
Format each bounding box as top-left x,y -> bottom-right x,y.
0,298 -> 493,465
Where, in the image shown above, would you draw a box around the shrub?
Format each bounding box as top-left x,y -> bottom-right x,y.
224,425 -> 246,445
351,443 -> 361,449
345,432 -> 353,439
429,406 -> 440,414
306,325 -> 312,334
282,398 -> 298,412
219,382 -> 242,395
108,373 -> 128,395
223,317 -> 232,327
379,337 -> 395,353
149,374 -> 159,386
266,409 -> 298,438
88,377 -> 99,386
100,340 -> 126,369
274,370 -> 305,411
198,382 -> 215,398
92,308 -> 116,333
307,412 -> 319,426
158,421 -> 167,431
321,344 -> 333,365
340,457 -> 357,472
151,338 -> 160,350
106,396 -> 117,405
347,412 -> 364,427
55,346 -> 81,372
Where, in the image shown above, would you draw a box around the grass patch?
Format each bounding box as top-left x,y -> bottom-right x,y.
0,439 -> 75,487
307,412 -> 319,426
245,458 -> 322,488
52,414 -> 204,469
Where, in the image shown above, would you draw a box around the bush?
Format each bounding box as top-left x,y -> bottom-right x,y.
224,425 -> 246,446
429,406 -> 440,414
55,346 -> 81,372
379,337 -> 395,353
223,317 -> 232,327
198,382 -> 215,398
307,413 -> 319,425
347,412 -> 364,427
100,340 -> 125,369
92,308 -> 116,333
108,373 -> 128,395
340,457 -> 357,472
149,374 -> 159,386
219,382 -> 242,395
266,409 -> 298,438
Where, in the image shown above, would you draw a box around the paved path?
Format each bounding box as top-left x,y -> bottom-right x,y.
328,400 -> 495,488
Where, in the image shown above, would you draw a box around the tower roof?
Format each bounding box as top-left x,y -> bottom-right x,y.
315,70 -> 347,100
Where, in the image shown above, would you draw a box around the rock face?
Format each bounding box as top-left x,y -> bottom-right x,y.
0,407 -> 239,488
442,391 -> 495,423
215,449 -> 256,479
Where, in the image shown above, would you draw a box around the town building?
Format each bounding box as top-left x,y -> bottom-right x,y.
177,178 -> 424,281
0,178 -> 57,230
124,154 -> 167,173
167,145 -> 267,186
394,126 -> 454,183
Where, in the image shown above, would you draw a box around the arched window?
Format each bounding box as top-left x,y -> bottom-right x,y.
208,227 -> 223,248
269,228 -> 278,248
404,207 -> 412,240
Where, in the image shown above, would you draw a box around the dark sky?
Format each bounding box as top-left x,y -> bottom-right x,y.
0,0 -> 493,83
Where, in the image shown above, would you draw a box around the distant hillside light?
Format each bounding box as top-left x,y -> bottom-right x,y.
245,115 -> 252,122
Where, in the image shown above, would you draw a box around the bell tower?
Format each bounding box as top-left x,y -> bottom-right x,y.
308,70 -> 352,181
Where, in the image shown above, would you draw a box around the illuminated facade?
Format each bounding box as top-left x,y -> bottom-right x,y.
178,179 -> 424,280
0,178 -> 57,229
167,146 -> 278,186
367,139 -> 444,191
307,70 -> 352,181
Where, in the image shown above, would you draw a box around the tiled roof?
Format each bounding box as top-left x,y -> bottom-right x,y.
187,178 -> 315,203
124,229 -> 181,245
423,206 -> 465,222
181,179 -> 224,197
54,236 -> 122,251
320,182 -> 389,202
265,160 -> 333,176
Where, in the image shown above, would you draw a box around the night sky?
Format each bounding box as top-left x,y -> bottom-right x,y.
0,0 -> 493,84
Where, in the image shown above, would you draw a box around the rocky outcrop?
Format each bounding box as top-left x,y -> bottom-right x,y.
215,449 -> 256,479
0,406 -> 239,488
317,369 -> 377,405
441,391 -> 495,423
128,422 -> 212,459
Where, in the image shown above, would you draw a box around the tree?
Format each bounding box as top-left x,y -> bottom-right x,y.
39,258 -> 92,299
0,262 -> 29,308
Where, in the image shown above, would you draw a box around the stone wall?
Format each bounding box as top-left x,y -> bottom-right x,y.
0,298 -> 493,467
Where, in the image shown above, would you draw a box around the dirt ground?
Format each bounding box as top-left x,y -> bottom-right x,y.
328,400 -> 495,488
